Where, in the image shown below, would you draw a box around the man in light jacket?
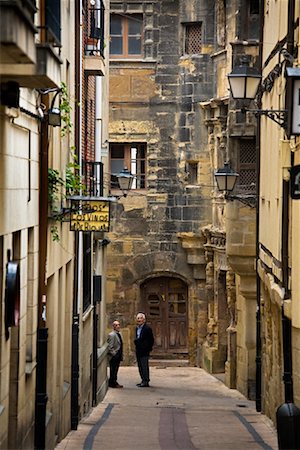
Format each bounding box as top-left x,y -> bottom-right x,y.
107,320 -> 123,388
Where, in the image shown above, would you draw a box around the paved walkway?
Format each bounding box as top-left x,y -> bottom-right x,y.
56,366 -> 278,450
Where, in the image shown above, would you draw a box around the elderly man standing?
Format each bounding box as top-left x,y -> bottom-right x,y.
134,312 -> 154,387
107,320 -> 123,388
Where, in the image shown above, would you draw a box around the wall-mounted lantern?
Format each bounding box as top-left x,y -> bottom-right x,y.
116,167 -> 134,197
214,162 -> 239,192
48,89 -> 61,127
227,60 -> 288,129
215,162 -> 256,207
228,62 -> 261,100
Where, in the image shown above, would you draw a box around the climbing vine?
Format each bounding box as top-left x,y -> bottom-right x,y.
48,82 -> 85,241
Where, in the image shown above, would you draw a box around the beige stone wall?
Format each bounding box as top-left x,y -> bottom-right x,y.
0,102 -> 39,449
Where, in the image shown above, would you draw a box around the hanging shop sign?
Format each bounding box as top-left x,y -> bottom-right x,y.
70,199 -> 111,232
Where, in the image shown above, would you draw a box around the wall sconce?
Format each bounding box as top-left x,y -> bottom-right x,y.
227,62 -> 300,130
48,89 -> 61,127
116,167 -> 134,197
215,162 -> 239,192
215,162 -> 256,208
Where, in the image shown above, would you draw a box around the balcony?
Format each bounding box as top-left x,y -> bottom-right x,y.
0,0 -> 62,88
0,0 -> 37,65
84,1 -> 105,76
83,161 -> 104,197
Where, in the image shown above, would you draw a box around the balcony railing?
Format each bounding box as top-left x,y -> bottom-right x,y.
82,161 -> 104,197
85,1 -> 105,57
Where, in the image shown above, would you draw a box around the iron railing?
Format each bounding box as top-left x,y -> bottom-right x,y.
82,161 -> 104,197
85,1 -> 105,57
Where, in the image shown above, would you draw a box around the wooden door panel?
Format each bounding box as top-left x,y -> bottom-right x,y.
142,276 -> 188,354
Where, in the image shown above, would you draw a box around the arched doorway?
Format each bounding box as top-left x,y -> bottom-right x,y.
141,276 -> 188,357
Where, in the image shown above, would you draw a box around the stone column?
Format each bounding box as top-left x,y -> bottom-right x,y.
225,270 -> 237,388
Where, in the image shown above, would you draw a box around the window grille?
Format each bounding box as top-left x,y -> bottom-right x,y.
184,23 -> 202,55
238,139 -> 256,193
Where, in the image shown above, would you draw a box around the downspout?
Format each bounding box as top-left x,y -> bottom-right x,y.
34,96 -> 49,450
71,0 -> 82,430
255,0 -> 264,414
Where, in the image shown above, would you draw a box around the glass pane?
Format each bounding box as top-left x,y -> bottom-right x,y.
110,37 -> 123,55
110,15 -> 122,34
138,144 -> 146,158
111,160 -> 124,174
140,175 -> 145,189
128,16 -> 142,34
128,37 -> 141,55
111,145 -> 124,158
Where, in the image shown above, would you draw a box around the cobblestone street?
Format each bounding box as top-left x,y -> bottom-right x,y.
56,366 -> 278,450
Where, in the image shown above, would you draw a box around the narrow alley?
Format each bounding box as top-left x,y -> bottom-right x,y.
56,366 -> 278,450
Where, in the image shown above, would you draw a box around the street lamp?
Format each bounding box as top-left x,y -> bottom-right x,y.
214,162 -> 256,208
48,90 -> 61,127
227,61 -> 288,128
214,162 -> 239,192
228,62 -> 261,100
116,167 -> 134,197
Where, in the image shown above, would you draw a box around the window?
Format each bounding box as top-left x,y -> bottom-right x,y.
45,0 -> 61,46
186,162 -> 198,184
110,14 -> 143,58
238,139 -> 256,193
110,143 -> 146,190
239,0 -> 259,40
184,23 -> 202,55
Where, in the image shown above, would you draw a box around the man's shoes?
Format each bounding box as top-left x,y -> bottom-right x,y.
109,382 -> 123,388
137,382 -> 149,387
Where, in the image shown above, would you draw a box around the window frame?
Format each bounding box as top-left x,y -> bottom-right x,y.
110,13 -> 143,59
183,22 -> 202,55
237,138 -> 256,194
110,143 -> 147,191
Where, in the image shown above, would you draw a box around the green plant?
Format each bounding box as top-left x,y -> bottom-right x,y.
65,152 -> 86,196
48,155 -> 86,242
60,81 -> 73,137
48,168 -> 64,207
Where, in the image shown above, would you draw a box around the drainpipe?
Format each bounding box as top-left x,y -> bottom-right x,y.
71,0 -> 82,430
34,96 -> 49,450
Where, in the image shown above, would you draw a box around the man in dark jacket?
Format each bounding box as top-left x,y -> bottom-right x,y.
134,312 -> 154,387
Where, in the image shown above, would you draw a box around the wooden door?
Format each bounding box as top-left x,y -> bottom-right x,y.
141,277 -> 188,355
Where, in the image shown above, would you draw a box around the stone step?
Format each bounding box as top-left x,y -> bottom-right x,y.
149,359 -> 189,368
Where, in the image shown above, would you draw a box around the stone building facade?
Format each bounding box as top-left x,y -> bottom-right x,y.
200,0 -> 260,399
107,0 -> 215,365
107,0 -> 263,410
